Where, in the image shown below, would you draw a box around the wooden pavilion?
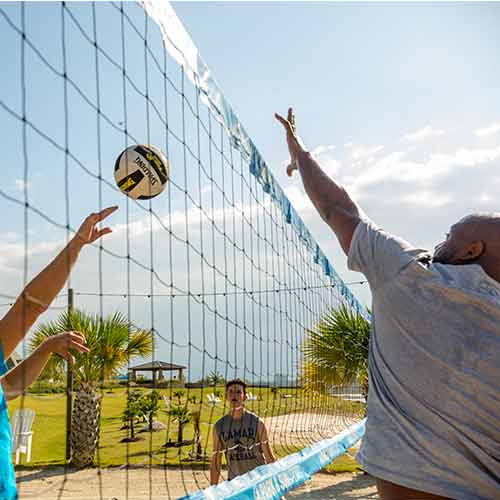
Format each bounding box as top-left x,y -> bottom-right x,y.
129,361 -> 186,385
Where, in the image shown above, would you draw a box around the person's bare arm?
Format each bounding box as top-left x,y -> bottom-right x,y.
210,430 -> 223,485
275,109 -> 362,255
0,206 -> 117,359
1,331 -> 89,400
258,421 -> 276,464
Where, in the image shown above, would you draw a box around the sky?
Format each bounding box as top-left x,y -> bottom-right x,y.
173,1 -> 500,300
1,1 -> 500,380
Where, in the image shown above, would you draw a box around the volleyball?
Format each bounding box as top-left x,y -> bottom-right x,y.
114,144 -> 169,200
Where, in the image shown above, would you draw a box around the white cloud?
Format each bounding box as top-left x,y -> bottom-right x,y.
404,126 -> 444,142
351,145 -> 384,161
401,190 -> 452,208
344,145 -> 500,194
15,179 -> 31,192
479,194 -> 492,203
475,123 -> 500,137
311,144 -> 341,177
0,235 -> 64,273
110,199 -> 273,240
283,186 -> 314,212
312,145 -> 336,156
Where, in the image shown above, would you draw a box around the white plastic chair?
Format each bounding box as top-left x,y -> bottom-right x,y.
207,393 -> 221,406
11,408 -> 35,465
246,392 -> 257,401
163,395 -> 171,410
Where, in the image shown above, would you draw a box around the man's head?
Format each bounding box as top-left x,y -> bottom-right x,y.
225,379 -> 247,409
433,213 -> 500,280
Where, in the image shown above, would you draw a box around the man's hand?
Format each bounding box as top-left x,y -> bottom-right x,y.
275,107 -> 307,177
73,206 -> 118,247
42,331 -> 90,365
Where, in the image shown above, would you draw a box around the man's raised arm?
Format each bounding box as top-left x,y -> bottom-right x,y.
275,108 -> 363,255
0,206 -> 117,359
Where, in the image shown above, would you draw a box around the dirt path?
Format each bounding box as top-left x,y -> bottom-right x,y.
16,467 -> 378,499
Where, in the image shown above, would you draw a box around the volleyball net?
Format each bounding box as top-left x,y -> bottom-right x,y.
0,1 -> 368,498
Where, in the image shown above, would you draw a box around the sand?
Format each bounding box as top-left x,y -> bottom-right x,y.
16,467 -> 377,499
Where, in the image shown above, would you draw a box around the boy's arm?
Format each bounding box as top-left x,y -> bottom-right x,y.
258,421 -> 276,463
210,429 -> 223,485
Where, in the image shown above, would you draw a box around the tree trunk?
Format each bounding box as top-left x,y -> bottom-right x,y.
178,423 -> 184,443
196,437 -> 202,459
130,417 -> 135,439
70,387 -> 102,467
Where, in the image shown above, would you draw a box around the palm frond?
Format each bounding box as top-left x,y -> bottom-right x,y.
302,304 -> 370,392
30,309 -> 153,387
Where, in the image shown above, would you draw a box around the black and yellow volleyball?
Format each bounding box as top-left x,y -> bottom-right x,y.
114,145 -> 169,200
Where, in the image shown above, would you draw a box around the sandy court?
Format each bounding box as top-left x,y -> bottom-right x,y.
14,412 -> 366,499
16,467 -> 378,500
263,413 -> 360,447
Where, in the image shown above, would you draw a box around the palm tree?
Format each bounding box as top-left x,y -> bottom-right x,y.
168,405 -> 192,444
191,410 -> 203,459
172,390 -> 185,405
302,304 -> 370,400
142,390 -> 161,432
30,309 -> 152,467
206,370 -> 225,387
122,390 -> 145,441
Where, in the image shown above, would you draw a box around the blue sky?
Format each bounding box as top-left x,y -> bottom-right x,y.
1,1 -> 500,379
173,1 -> 500,302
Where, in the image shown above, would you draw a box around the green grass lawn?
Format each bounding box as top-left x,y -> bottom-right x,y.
9,387 -> 364,473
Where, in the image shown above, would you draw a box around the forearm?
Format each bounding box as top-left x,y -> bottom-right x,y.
1,343 -> 52,400
24,237 -> 82,312
296,150 -> 362,253
0,237 -> 82,358
263,445 -> 276,464
210,457 -> 221,485
297,150 -> 361,221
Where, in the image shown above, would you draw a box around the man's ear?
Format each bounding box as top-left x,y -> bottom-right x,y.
457,241 -> 485,263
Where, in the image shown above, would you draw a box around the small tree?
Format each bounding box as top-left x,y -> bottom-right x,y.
270,387 -> 279,399
191,410 -> 203,459
141,390 -> 161,432
173,390 -> 185,405
207,370 -> 225,387
122,390 -> 144,441
169,405 -> 191,444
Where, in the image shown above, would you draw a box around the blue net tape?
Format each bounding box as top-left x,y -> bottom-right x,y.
180,419 -> 366,500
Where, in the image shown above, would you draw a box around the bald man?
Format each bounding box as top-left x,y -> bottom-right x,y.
276,109 -> 500,500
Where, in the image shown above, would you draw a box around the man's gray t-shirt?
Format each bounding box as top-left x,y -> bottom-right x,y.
348,219 -> 500,499
214,411 -> 266,480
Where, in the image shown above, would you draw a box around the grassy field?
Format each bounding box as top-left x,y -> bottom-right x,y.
9,386 -> 364,472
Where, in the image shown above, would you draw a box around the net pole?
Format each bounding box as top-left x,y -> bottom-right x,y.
65,286 -> 74,461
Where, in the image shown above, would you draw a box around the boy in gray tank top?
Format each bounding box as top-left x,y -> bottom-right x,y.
210,379 -> 276,484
